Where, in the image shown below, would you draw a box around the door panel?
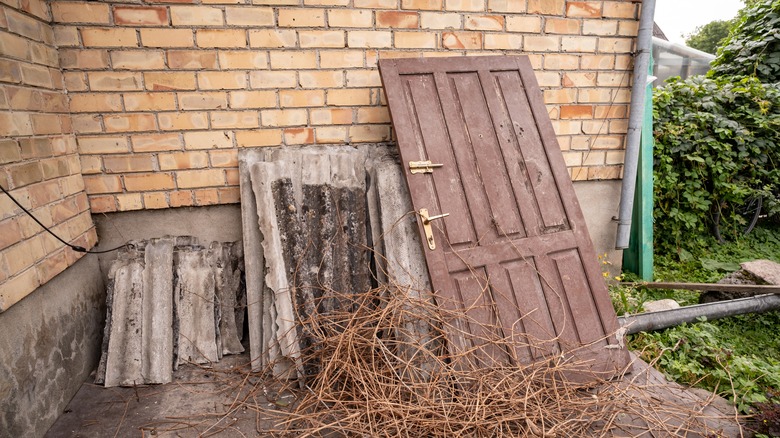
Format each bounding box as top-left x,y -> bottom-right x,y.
379,56 -> 628,378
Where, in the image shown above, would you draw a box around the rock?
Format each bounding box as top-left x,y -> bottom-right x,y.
741,259 -> 780,285
642,299 -> 680,313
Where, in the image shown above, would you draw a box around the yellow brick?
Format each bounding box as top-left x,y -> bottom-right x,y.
603,1 -> 636,19
561,36 -> 598,52
328,9 -> 373,28
299,70 -> 344,88
197,71 -> 248,90
395,31 -> 437,49
535,71 -> 561,87
261,109 -> 307,127
69,93 -> 122,112
280,89 -> 325,107
442,31 -> 482,49
158,151 -> 209,170
0,32 -> 29,61
81,28 -> 138,47
545,17 -> 580,34
310,108 -> 352,125
348,31 -> 392,48
89,195 -> 118,213
103,154 -> 155,173
169,190 -> 194,207
209,149 -> 238,167
210,111 -> 259,129
51,2 -> 110,24
464,14 -> 503,31
79,155 -> 102,174
527,0 -> 564,15
225,7 -> 274,26
320,50 -> 364,68
562,72 -> 597,87
144,72 -> 196,91
123,92 -> 177,111
178,92 -> 228,110
113,6 -> 169,26
176,169 -> 226,188
218,187 -> 240,203
278,8 -> 325,27
605,150 -> 625,165
299,30 -> 345,48
77,136 -> 129,154
269,50 -> 317,69
194,188 -> 220,206
183,131 -> 234,149
229,90 -> 277,108
305,0 -> 348,4
580,54 -> 615,70
70,114 -> 101,133
59,49 -> 109,69
349,124 -> 390,142
124,173 -> 176,191
354,0 -> 397,7
419,12 -> 459,30
248,29 -> 297,48
523,35 -> 559,51
140,29 -> 194,48
167,50 -> 219,69
250,71 -> 297,88
158,112 -> 209,130
235,129 -> 282,147
104,113 -> 157,132
583,19 -> 618,36
171,6 -> 225,26
506,15 -> 541,33
143,192 -> 169,209
346,69 -> 381,87
327,88 -> 371,106
283,127 -> 314,145
596,71 -> 629,87
357,106 -> 389,123
314,126 -> 347,143
54,26 -> 80,47
110,50 -> 166,70
618,20 -> 639,37
544,53 -> 579,70
484,33 -> 522,50
445,0 -> 484,11
83,174 -> 123,193
197,29 -> 247,48
131,133 -> 183,152
544,88 -> 578,104
598,37 -> 633,53
0,266 -> 41,310
218,51 -> 268,69
487,0 -> 526,12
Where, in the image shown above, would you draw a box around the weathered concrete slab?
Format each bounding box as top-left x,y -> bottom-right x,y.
142,237 -> 175,384
209,241 -> 245,356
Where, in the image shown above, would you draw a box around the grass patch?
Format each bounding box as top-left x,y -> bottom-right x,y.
612,224 -> 780,427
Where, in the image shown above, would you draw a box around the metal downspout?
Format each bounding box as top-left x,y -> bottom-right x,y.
615,0 -> 657,249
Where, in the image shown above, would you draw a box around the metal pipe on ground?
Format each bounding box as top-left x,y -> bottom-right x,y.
619,294 -> 780,335
615,0 -> 657,249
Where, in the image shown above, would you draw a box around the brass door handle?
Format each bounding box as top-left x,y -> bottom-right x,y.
419,208 -> 449,250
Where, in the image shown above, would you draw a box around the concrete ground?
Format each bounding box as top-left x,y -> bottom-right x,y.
44,352 -> 285,438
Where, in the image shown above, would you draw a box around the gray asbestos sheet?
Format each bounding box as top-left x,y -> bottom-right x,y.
97,237 -> 245,387
174,246 -> 218,367
239,145 -> 433,380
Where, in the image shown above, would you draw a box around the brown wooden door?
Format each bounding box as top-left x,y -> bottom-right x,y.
378,56 -> 628,377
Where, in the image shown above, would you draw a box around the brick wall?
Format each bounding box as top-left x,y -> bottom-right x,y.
0,0 -> 98,311
49,0 -> 639,213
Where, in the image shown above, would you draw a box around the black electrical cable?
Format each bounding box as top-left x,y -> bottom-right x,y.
1,183 -> 129,254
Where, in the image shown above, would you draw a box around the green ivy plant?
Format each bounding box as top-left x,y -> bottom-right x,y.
711,0 -> 780,82
653,75 -> 780,252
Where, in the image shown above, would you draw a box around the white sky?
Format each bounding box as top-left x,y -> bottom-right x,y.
654,0 -> 744,44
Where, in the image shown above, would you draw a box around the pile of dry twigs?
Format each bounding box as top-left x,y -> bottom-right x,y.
256,282 -> 735,437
